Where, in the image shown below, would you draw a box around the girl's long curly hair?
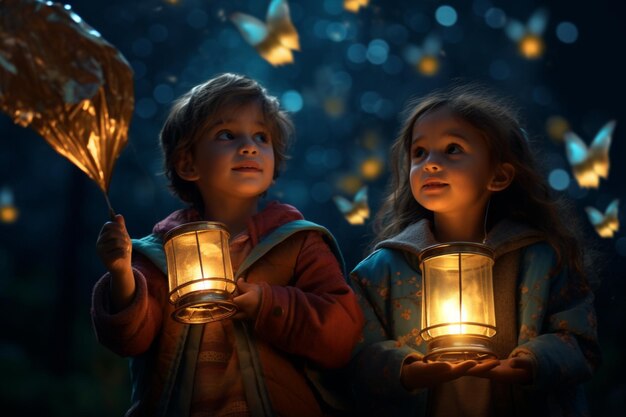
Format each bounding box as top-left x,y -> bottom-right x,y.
373,83 -> 586,278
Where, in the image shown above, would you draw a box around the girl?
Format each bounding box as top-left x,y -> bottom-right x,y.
350,84 -> 600,416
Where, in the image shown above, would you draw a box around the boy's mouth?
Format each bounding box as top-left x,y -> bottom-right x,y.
232,161 -> 262,172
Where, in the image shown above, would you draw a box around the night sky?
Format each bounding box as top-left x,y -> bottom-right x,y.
1,0 -> 625,415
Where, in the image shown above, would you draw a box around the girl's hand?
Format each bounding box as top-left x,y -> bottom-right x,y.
400,358 -> 495,391
96,214 -> 132,276
232,278 -> 262,321
467,356 -> 533,384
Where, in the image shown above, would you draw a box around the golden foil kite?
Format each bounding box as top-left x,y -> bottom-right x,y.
0,0 -> 134,216
564,120 -> 615,189
230,0 -> 300,66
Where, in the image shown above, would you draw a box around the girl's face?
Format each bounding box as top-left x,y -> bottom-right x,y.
177,101 -> 275,202
409,107 -> 497,219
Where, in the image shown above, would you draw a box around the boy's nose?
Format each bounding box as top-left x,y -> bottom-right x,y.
239,136 -> 258,154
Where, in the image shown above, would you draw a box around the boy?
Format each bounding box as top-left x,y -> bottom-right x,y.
93,73 -> 364,417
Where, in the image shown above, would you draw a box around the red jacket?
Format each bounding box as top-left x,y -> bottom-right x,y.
92,202 -> 364,416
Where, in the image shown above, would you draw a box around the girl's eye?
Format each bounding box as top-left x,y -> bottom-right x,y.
446,143 -> 463,154
412,147 -> 426,159
216,130 -> 235,141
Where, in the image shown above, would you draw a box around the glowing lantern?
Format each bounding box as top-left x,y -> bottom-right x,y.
419,243 -> 497,361
163,222 -> 237,324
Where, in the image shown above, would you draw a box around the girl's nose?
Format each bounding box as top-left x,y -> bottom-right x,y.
239,135 -> 258,155
423,153 -> 442,172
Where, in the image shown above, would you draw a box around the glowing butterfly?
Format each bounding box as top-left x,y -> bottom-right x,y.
564,120 -> 615,188
0,187 -> 19,224
230,0 -> 300,66
333,185 -> 370,225
505,8 -> 548,59
403,35 -> 442,76
585,199 -> 619,238
344,0 -> 369,13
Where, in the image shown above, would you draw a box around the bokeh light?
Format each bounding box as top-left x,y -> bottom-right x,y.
484,8 -> 507,29
548,168 -> 571,191
281,90 -> 304,112
556,21 -> 579,43
518,34 -> 544,59
546,115 -> 571,143
366,39 -> 390,65
435,5 -> 458,27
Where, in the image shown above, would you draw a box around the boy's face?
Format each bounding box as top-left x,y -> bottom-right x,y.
178,102 -> 275,202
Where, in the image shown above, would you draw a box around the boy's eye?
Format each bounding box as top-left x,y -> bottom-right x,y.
446,143 -> 463,154
216,130 -> 235,141
253,132 -> 270,143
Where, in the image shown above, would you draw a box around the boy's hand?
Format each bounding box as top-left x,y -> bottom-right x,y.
467,356 -> 533,384
400,358 -> 494,391
96,214 -> 132,276
232,278 -> 262,321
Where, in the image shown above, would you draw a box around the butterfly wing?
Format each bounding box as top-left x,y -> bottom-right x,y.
605,198 -> 620,233
527,8 -> 549,35
230,12 -> 268,47
266,0 -> 300,51
505,19 -> 525,41
352,185 -> 370,222
585,206 -> 613,237
588,120 -> 616,179
344,0 -> 369,13
564,131 -> 599,188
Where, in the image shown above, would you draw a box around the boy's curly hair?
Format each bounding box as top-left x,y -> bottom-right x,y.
160,73 -> 294,211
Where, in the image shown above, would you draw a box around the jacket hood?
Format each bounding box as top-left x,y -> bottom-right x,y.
376,218 -> 546,260
152,201 -> 304,246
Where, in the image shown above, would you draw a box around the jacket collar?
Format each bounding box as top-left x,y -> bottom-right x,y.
151,201 -> 304,246
376,218 -> 545,259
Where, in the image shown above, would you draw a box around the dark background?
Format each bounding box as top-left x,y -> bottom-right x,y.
1,0 -> 625,415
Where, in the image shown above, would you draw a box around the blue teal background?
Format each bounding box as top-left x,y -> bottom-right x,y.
1,0 -> 625,415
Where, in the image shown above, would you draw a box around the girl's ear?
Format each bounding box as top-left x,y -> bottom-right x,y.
488,162 -> 515,191
175,151 -> 200,181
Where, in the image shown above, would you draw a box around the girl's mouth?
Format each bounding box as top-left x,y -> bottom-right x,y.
422,182 -> 447,189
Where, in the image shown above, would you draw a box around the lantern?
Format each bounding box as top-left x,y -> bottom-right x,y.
419,242 -> 497,361
163,221 -> 237,324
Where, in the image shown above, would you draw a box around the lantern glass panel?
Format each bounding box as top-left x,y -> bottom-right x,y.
163,222 -> 238,324
421,250 -> 495,340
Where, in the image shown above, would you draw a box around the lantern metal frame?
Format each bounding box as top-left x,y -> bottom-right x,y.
419,242 -> 497,362
163,221 -> 238,324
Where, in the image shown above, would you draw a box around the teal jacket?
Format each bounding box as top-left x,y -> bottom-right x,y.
350,219 -> 599,416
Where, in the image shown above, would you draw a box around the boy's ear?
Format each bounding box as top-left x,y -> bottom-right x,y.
488,162 -> 515,192
175,152 -> 200,181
